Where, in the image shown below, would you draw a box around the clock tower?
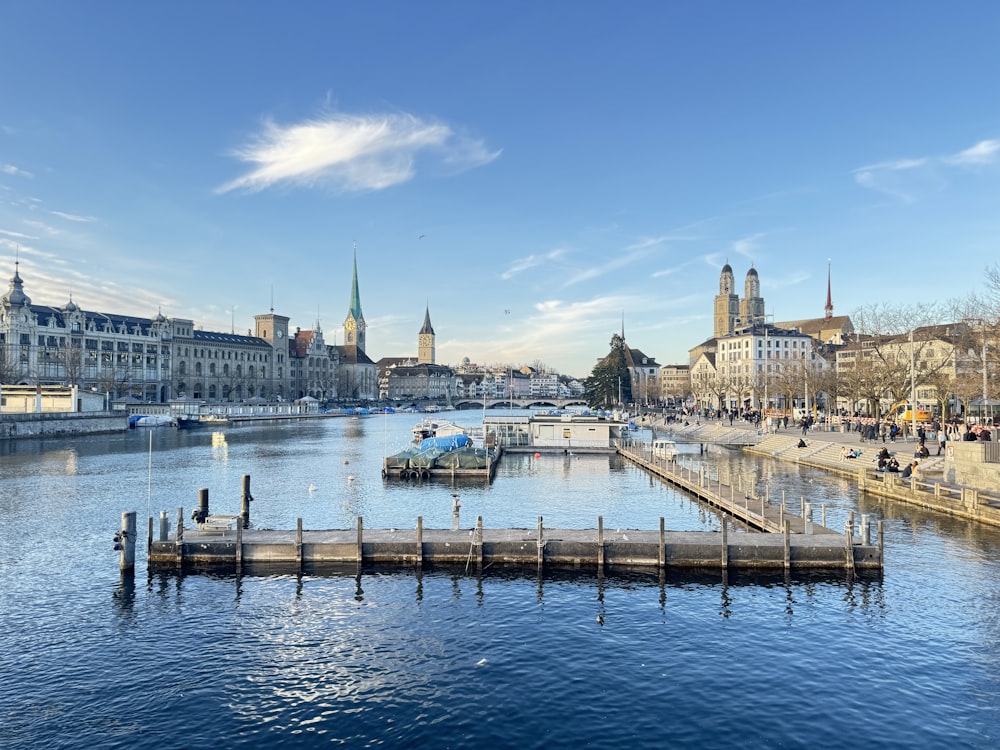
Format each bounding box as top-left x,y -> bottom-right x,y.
254,312 -> 289,345
343,248 -> 366,352
417,304 -> 435,364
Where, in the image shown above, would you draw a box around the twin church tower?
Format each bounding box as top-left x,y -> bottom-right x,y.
713,263 -> 765,338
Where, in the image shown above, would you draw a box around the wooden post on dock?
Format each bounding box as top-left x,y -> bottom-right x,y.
721,516 -> 728,568
860,514 -> 870,545
783,519 -> 791,569
241,475 -> 252,529
476,516 -> 484,568
877,520 -> 884,567
597,516 -> 604,573
146,515 -> 153,556
236,522 -> 243,570
821,505 -> 827,529
845,519 -> 855,574
357,517 -> 364,564
296,518 -> 303,572
175,507 -> 184,566
537,516 -> 544,568
416,516 -> 423,566
659,517 -> 665,568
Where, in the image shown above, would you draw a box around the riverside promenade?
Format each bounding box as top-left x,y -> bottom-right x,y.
659,419 -> 1000,527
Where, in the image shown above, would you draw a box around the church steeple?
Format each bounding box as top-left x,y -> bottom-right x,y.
344,244 -> 366,351
824,260 -> 834,321
418,304 -> 435,364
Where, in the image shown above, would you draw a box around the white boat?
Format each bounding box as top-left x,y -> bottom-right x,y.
133,415 -> 178,427
412,419 -> 468,443
651,438 -> 678,460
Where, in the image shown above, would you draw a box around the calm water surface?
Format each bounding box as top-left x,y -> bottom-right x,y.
1,411 -> 999,749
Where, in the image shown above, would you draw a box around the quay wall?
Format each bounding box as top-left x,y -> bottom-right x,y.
944,442 -> 1000,490
0,411 -> 126,440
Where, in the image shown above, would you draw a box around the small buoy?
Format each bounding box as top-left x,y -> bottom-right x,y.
475,658 -> 488,666
307,483 -> 316,493
344,459 -> 349,465
534,452 -> 541,459
347,475 -> 355,482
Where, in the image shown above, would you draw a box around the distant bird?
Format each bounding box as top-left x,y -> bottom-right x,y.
504,309 -> 510,315
307,483 -> 316,493
347,475 -> 355,482
596,615 -> 604,626
418,234 -> 426,239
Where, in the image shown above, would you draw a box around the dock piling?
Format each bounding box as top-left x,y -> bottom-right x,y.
597,516 -> 604,572
357,517 -> 363,564
240,474 -> 252,528
118,510 -> 136,572
860,514 -> 870,545
194,489 -> 209,525
537,516 -> 544,568
158,510 -> 168,542
296,518 -> 303,571
417,516 -> 423,566
721,516 -> 728,568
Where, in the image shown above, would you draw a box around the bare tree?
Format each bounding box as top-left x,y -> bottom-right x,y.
57,342 -> 85,387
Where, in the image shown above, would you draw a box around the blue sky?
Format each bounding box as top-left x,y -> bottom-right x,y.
2,3 -> 999,377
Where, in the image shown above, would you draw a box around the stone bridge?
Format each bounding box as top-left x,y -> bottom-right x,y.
451,397 -> 589,410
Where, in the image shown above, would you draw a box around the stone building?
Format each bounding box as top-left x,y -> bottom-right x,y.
0,261 -> 339,404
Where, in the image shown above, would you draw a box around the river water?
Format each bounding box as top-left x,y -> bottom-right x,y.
1,410 -> 998,749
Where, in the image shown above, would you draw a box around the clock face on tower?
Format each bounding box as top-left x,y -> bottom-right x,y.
277,330 -> 283,338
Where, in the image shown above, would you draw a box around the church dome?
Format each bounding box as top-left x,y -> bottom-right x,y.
721,262 -> 733,274
746,267 -> 758,278
64,299 -> 78,313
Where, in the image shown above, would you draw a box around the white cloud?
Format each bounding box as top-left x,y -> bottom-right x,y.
944,139 -> 1000,166
732,232 -> 766,259
500,249 -> 565,280
218,111 -> 500,194
50,210 -> 97,223
853,137 -> 1000,202
1,163 -> 33,178
22,219 -> 61,235
0,228 -> 37,240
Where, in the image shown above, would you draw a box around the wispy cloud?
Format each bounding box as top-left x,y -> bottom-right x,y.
852,158 -> 927,202
22,219 -> 61,235
854,137 -> 1000,202
943,139 -> 1000,166
218,111 -> 500,194
0,228 -> 37,240
562,250 -> 644,287
732,232 -> 766,259
500,249 -> 565,280
1,163 -> 33,178
50,210 -> 97,223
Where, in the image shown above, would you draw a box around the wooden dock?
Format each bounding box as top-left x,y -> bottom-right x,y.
618,442 -> 838,535
146,512 -> 882,573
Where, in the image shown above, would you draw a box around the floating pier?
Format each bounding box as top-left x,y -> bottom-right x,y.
145,511 -> 881,573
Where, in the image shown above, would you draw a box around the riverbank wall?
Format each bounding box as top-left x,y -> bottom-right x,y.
0,411 -> 126,440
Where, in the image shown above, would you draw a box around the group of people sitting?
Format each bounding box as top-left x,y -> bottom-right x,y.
840,446 -> 863,460
875,447 -> 901,473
